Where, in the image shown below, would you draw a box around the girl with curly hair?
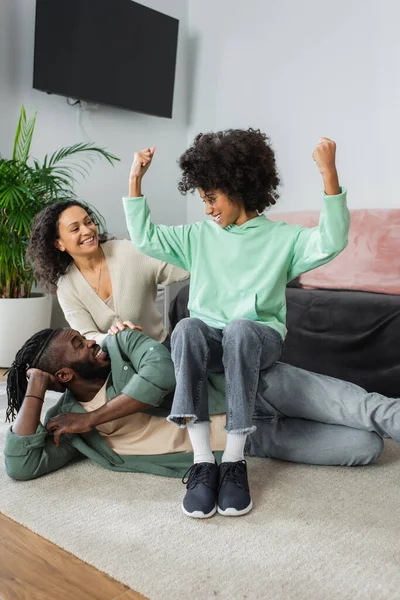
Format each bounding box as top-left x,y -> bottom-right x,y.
122,128 -> 350,519
27,201 -> 188,346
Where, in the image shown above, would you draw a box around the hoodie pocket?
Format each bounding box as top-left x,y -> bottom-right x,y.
222,289 -> 258,321
210,289 -> 258,323
188,287 -> 259,324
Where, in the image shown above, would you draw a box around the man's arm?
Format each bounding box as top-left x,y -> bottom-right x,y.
47,393 -> 152,446
4,370 -> 81,481
12,369 -> 63,436
46,329 -> 176,444
115,329 -> 176,401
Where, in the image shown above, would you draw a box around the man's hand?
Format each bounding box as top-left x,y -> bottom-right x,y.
26,368 -> 65,394
108,320 -> 143,336
128,147 -> 155,197
312,137 -> 340,196
46,412 -> 93,446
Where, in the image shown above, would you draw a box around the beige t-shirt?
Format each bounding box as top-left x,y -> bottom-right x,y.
79,383 -> 227,456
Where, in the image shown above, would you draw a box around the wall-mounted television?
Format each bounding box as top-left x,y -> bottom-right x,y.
33,0 -> 179,118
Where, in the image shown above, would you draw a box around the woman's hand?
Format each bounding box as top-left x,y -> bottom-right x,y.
107,320 -> 143,336
129,147 -> 155,196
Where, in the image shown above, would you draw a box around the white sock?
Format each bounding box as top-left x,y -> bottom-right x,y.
222,432 -> 247,463
187,421 -> 215,464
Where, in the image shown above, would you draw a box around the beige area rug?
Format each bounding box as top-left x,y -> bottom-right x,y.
0,383 -> 400,600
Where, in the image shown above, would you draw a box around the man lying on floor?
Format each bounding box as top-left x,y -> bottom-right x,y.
4,327 -> 399,483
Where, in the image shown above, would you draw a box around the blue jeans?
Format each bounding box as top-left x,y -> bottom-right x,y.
169,317 -> 283,433
245,362 -> 398,466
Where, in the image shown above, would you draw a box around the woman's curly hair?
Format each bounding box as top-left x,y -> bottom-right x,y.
26,200 -> 109,293
178,128 -> 281,212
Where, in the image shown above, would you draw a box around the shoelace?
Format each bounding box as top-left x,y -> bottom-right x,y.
182,463 -> 215,489
218,460 -> 248,493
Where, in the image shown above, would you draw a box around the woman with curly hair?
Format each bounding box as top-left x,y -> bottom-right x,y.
122,128 -> 350,519
27,201 -> 188,346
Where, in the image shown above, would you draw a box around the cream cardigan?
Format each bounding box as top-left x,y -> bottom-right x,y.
57,239 -> 188,345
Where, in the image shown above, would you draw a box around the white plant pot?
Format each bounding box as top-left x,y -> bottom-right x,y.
0,294 -> 52,367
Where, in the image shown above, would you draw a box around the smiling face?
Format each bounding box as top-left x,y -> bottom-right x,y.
55,205 -> 99,258
53,329 -> 111,382
198,188 -> 256,228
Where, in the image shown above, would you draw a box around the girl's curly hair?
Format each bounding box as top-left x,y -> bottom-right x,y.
26,200 -> 109,293
178,128 -> 281,213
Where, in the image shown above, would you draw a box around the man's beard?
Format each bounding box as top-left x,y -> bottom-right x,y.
69,361 -> 111,381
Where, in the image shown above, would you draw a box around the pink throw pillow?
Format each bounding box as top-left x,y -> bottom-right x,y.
267,209 -> 400,295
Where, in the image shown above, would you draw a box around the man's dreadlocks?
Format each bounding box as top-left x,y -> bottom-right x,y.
6,328 -> 62,422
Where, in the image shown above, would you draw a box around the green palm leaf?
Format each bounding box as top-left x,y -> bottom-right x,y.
12,105 -> 37,163
0,185 -> 29,210
47,142 -> 119,167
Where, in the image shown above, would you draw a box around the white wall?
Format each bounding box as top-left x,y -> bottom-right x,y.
2,0 -> 399,228
0,0 -> 189,236
187,0 -> 400,222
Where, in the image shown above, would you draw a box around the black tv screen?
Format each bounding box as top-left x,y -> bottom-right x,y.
33,0 -> 179,118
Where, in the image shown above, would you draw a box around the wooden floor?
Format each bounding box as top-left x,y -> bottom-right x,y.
0,371 -> 148,600
0,514 -> 147,600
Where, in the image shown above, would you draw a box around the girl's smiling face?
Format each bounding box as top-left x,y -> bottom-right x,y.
199,188 -> 256,228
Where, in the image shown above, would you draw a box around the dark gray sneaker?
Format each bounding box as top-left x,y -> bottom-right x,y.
181,462 -> 219,519
217,460 -> 253,516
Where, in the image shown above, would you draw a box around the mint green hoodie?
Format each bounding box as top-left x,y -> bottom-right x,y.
123,190 -> 349,339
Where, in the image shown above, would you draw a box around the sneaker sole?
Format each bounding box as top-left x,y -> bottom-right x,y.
182,504 -> 217,519
217,500 -> 253,517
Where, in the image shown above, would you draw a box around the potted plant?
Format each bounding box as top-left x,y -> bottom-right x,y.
0,106 -> 118,366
